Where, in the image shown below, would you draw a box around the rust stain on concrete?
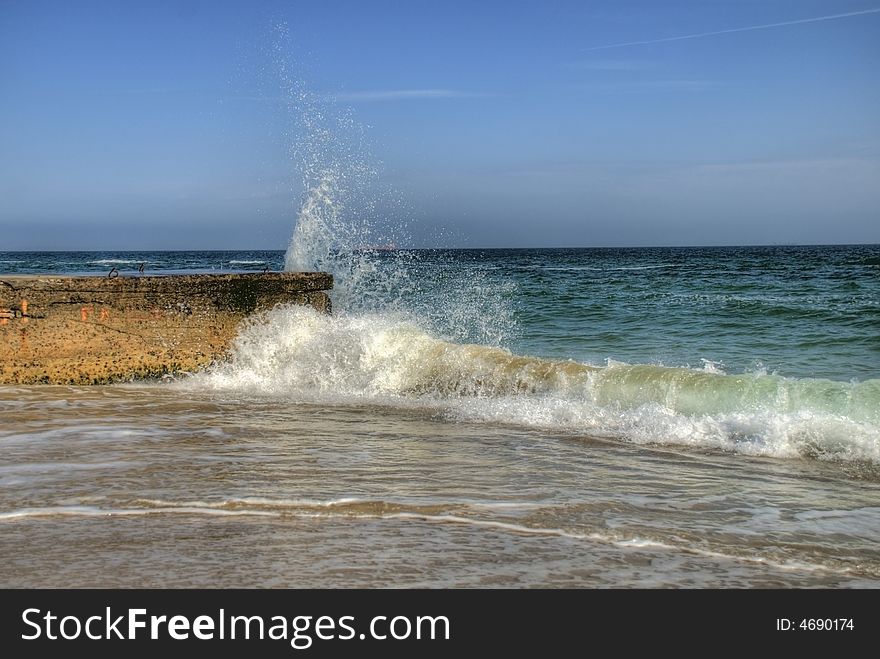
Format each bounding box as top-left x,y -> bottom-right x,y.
0,272 -> 332,384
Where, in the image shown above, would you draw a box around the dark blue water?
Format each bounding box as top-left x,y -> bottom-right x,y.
0,250 -> 283,276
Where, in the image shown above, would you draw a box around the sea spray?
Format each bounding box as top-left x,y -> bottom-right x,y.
275,34 -> 391,310
273,29 -> 515,345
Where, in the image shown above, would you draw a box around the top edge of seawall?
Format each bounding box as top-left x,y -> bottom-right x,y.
0,272 -> 330,280
0,272 -> 333,292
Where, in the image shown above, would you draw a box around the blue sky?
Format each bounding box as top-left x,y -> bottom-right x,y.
1,0 -> 878,249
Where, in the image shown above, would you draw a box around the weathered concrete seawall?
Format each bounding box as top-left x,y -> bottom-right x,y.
0,272 -> 332,384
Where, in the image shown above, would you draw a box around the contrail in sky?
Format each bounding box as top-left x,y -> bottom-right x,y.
585,7 -> 880,51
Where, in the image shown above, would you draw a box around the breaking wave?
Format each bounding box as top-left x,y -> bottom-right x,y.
199,305 -> 880,464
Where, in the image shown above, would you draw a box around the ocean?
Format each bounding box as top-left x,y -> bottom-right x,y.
1,244 -> 878,587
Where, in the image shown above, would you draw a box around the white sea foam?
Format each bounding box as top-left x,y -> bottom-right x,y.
2,499 -> 838,574
195,305 -> 880,464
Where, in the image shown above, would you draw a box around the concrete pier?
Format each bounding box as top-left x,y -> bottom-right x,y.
0,272 -> 332,384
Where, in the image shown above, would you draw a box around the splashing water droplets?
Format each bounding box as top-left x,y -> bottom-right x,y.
272,31 -> 515,344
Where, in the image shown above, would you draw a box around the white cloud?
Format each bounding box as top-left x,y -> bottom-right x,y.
333,89 -> 487,102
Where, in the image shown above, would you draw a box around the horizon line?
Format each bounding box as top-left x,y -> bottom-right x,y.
2,242 -> 878,253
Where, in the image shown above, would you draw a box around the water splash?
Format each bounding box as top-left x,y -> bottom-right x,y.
275,33 -> 389,310
273,29 -> 515,345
